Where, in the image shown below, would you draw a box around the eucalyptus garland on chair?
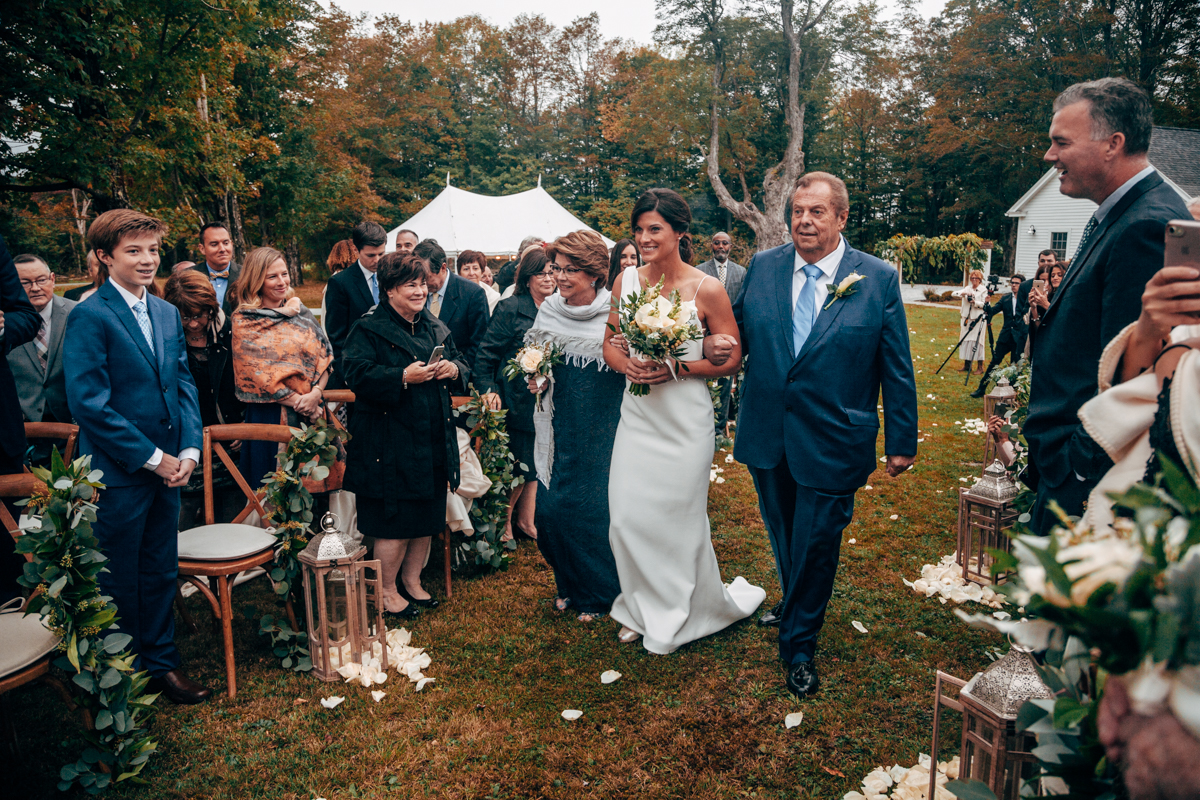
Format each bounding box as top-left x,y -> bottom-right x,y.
256,417 -> 349,672
456,390 -> 524,570
15,450 -> 158,795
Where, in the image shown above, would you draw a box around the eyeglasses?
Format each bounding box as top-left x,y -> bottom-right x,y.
19,276 -> 53,289
181,312 -> 211,323
550,265 -> 583,275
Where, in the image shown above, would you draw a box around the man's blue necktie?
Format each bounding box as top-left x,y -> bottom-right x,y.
370,273 -> 379,305
792,264 -> 823,356
133,300 -> 155,355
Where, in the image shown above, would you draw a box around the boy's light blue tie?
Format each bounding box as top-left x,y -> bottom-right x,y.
133,300 -> 155,355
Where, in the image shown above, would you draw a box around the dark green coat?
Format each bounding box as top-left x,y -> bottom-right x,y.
342,303 -> 468,501
474,292 -> 539,433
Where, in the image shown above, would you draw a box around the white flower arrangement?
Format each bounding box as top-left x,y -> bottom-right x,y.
903,554 -> 1007,609
843,754 -> 960,800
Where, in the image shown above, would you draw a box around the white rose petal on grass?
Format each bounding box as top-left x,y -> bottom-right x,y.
561,709 -> 584,720
889,514 -> 899,520
848,538 -> 856,544
600,670 -> 622,684
864,485 -> 872,490
852,620 -> 869,634
371,690 -> 386,702
415,677 -> 436,692
784,711 -> 804,729
725,454 -> 734,464
319,696 -> 345,709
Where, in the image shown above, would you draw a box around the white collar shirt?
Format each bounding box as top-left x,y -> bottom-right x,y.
1094,165 -> 1156,223
358,261 -> 375,286
111,278 -> 149,310
792,235 -> 846,319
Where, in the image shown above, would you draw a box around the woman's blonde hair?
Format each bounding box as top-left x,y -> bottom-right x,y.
968,269 -> 984,282
233,247 -> 292,309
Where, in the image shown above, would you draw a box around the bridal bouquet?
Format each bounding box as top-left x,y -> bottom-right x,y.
612,275 -> 703,396
503,341 -> 563,410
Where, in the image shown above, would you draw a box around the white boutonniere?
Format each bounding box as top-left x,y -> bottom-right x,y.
823,272 -> 865,310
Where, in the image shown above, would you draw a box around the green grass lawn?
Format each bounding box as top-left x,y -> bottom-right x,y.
8,305 -> 1004,800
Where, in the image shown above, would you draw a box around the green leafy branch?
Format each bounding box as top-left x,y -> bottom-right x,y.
15,450 -> 158,794
256,417 -> 349,672
456,390 -> 524,570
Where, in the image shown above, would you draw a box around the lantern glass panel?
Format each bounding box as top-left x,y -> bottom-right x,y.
325,568 -> 349,643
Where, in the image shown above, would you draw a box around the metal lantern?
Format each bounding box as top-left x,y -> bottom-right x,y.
929,646 -> 1055,800
956,461 -> 1020,586
298,512 -> 388,682
983,377 -> 1019,466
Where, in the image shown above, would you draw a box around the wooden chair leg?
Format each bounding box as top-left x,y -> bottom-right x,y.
285,598 -> 297,633
217,575 -> 237,699
175,585 -> 199,634
442,527 -> 452,600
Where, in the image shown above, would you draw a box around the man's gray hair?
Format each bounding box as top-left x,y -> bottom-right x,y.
518,235 -> 543,254
1053,77 -> 1153,155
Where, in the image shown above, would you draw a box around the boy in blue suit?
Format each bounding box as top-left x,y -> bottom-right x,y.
65,209 -> 211,704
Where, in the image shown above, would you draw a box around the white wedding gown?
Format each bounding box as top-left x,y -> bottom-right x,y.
607,267 -> 765,653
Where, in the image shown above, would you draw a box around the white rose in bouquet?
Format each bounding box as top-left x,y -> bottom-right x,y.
519,347 -> 544,372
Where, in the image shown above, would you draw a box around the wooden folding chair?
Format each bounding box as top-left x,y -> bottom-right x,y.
22,422 -> 79,467
175,423 -> 297,699
323,389 -> 461,600
0,474 -> 90,754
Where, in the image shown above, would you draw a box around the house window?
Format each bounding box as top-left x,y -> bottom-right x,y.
1051,232 -> 1068,261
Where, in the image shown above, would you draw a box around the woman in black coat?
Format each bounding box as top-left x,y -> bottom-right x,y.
343,252 -> 468,619
163,270 -> 246,527
477,247 -> 557,541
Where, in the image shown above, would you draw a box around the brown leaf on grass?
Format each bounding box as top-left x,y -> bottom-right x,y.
821,766 -> 846,777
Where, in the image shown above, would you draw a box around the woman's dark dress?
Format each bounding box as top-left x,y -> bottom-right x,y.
534,361 -> 625,614
343,302 -> 467,540
475,293 -> 540,474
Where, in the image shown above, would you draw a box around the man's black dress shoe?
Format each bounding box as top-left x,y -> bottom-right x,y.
969,388 -> 986,399
149,669 -> 213,705
786,661 -> 820,698
758,600 -> 784,627
398,586 -> 439,609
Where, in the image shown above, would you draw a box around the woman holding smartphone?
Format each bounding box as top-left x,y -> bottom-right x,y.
342,252 -> 468,619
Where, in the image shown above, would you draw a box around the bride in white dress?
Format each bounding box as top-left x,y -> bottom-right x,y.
602,188 -> 765,653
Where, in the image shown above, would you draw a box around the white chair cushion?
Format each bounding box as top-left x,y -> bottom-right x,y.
0,610 -> 61,678
177,523 -> 276,561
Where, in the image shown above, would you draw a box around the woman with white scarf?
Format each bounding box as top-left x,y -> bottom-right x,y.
524,231 -> 625,624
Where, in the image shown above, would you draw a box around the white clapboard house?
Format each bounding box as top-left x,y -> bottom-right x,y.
1006,126 -> 1200,277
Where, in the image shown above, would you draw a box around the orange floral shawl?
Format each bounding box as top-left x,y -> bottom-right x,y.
232,297 -> 334,403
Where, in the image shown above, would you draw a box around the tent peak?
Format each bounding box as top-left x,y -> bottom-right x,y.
446,171 -> 451,187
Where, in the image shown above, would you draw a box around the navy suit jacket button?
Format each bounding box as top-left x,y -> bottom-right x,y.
785,405 -> 793,412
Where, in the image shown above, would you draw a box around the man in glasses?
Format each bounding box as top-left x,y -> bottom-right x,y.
8,253 -> 77,434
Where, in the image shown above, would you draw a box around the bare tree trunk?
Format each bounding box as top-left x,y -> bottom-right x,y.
700,0 -> 835,252
70,189 -> 92,273
1004,218 -> 1018,276
228,191 -> 248,264
286,237 -> 303,287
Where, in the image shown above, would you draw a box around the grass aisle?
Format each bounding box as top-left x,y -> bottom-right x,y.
10,305 -> 1003,800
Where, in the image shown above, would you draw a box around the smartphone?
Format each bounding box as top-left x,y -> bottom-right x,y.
1166,220 -> 1200,318
1031,279 -> 1046,293
427,345 -> 445,365
994,403 -> 1010,419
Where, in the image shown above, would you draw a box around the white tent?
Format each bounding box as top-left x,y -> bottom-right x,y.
385,179 -> 615,256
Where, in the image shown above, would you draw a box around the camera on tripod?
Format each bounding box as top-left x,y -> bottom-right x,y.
986,273 -> 1002,294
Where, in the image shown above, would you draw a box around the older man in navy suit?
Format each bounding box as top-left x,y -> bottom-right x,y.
725,172 -> 917,698
65,209 -> 210,704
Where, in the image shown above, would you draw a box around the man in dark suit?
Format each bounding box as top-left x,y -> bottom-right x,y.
8,254 -> 77,426
727,172 -> 917,698
696,231 -> 747,435
494,235 -> 543,293
324,220 -> 388,389
970,274 -> 1027,398
63,249 -> 101,301
65,209 -> 210,704
0,234 -> 41,600
415,239 -> 490,378
1024,77 -> 1191,535
192,222 -> 241,316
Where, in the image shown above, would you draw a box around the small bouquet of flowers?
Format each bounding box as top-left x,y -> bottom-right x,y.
612,276 -> 704,396
503,342 -> 563,410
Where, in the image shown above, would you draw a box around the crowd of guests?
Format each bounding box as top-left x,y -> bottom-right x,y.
0,203 -> 748,702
